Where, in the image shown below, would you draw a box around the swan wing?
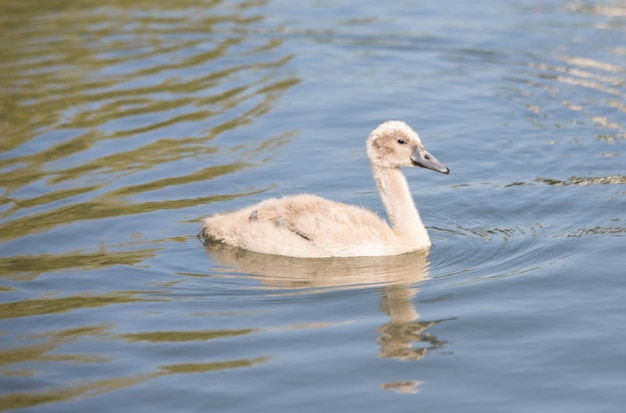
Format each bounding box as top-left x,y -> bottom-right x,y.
252,194 -> 394,248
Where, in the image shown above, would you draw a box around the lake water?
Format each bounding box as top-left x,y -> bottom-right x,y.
1,0 -> 625,411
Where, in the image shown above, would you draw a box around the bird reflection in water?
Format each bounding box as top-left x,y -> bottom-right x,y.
204,242 -> 453,391
378,283 -> 449,361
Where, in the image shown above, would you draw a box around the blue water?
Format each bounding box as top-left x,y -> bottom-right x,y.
1,0 -> 625,411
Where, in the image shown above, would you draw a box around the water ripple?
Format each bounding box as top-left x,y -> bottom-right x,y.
0,0 -> 299,245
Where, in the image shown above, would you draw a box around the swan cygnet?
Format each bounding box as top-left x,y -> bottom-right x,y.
200,120 -> 449,258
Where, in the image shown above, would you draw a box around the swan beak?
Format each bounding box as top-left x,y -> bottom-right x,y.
411,147 -> 450,175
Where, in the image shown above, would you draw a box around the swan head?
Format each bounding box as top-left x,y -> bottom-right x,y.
367,120 -> 450,174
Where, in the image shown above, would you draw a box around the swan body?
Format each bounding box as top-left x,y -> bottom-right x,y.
200,120 -> 449,258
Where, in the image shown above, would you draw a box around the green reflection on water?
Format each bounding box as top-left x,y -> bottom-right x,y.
0,249 -> 158,279
0,374 -> 153,411
160,357 -> 268,374
119,328 -> 256,342
0,0 -> 273,136
0,292 -> 156,319
0,187 -> 260,242
0,0 -> 298,242
0,356 -> 268,411
0,325 -> 111,370
0,1 -> 292,410
0,315 -> 268,409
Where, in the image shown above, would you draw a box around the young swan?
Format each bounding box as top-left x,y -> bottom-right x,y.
200,120 -> 449,258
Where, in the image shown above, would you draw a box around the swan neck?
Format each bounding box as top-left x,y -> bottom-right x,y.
372,165 -> 428,242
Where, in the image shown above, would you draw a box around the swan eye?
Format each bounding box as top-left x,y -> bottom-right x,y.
397,139 -> 406,145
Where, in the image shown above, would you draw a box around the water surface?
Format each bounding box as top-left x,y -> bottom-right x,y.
1,0 -> 625,412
